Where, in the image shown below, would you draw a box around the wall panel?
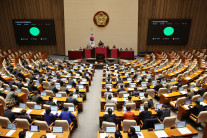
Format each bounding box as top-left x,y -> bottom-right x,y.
0,0 -> 65,55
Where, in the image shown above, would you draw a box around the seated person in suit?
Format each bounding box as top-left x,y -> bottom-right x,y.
44,108 -> 58,126
28,81 -> 38,92
106,78 -> 112,84
5,87 -> 17,102
32,91 -> 42,104
189,100 -> 205,116
19,131 -> 26,138
142,93 -> 150,104
157,104 -> 170,121
105,87 -> 112,93
186,88 -> 194,99
45,96 -> 56,106
115,130 -> 123,138
128,127 -> 138,138
9,78 -> 17,88
139,106 -> 152,122
116,77 -> 123,85
105,94 -> 117,105
66,93 -> 78,106
17,110 -> 33,124
3,105 -> 16,122
124,95 -> 135,106
154,80 -> 163,92
197,88 -> 207,96
131,87 -> 139,96
176,80 -> 183,88
118,85 -> 125,93
113,45 -> 116,48
59,107 -> 75,125
103,108 -> 117,124
68,78 -> 76,88
122,106 -> 135,120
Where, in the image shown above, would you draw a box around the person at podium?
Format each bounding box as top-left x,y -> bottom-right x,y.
113,45 -> 116,48
98,40 -> 104,47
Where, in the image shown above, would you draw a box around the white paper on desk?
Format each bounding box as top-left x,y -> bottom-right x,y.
46,133 -> 56,138
191,88 -> 198,92
51,111 -> 58,115
128,88 -> 134,91
80,82 -> 85,84
163,94 -> 169,97
53,99 -> 57,104
72,111 -> 76,114
180,91 -> 187,94
154,130 -> 168,138
124,99 -> 128,102
57,111 -> 61,116
178,127 -> 192,134
111,98 -> 117,101
186,77 -> 191,80
200,102 -> 207,106
12,108 -> 22,113
183,105 -> 190,110
26,109 -> 33,114
139,97 -> 144,100
100,133 -> 107,138
26,131 -> 34,138
136,132 -> 144,138
41,111 -> 45,115
5,130 -> 16,136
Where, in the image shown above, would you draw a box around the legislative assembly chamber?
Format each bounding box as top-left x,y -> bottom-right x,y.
0,0 -> 206,138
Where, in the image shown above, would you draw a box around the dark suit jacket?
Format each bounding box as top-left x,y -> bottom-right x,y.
3,110 -> 16,122
66,97 -> 78,105
140,110 -> 152,121
154,84 -> 163,92
197,88 -> 206,96
32,95 -> 42,104
45,101 -> 56,106
189,105 -> 205,116
28,84 -> 37,92
9,81 -> 16,88
157,109 -> 170,121
103,114 -> 116,124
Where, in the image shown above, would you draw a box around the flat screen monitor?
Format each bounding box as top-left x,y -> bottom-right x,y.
123,93 -> 130,98
127,78 -> 132,82
131,126 -> 141,132
78,85 -> 84,89
56,93 -> 62,98
106,127 -> 116,133
13,19 -> 56,45
139,92 -> 145,97
61,78 -> 67,81
41,92 -> 47,97
176,121 -> 186,128
68,107 -> 75,112
51,106 -> 58,111
73,94 -> 78,99
35,82 -> 39,86
147,19 -> 191,45
82,78 -> 87,82
179,87 -> 184,91
141,83 -> 147,87
154,124 -> 164,131
55,83 -> 60,88
53,126 -> 63,133
19,103 -> 26,109
198,97 -> 203,102
185,100 -> 192,105
34,105 -> 41,110
140,105 -> 144,111
30,125 -> 39,132
130,84 -> 136,88
156,104 -> 163,109
66,85 -> 72,89
7,123 -> 16,130
16,89 -> 21,93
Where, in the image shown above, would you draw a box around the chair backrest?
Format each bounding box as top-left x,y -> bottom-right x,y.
64,103 -> 74,108
176,97 -> 186,107
58,91 -> 67,97
34,120 -> 49,131
0,96 -> 6,107
163,116 -> 176,128
125,103 -> 136,110
43,104 -> 51,109
104,92 -> 113,98
191,95 -> 201,102
45,90 -> 54,97
158,88 -> 167,97
55,120 -> 69,131
42,81 -> 50,89
183,85 -> 188,89
102,121 -> 116,131
118,91 -> 128,98
15,118 -> 30,130
105,103 -> 116,110
146,89 -> 155,98
177,74 -> 182,81
0,116 -> 11,128
21,87 -> 30,97
122,120 -> 136,132
12,85 -> 18,90
197,111 -> 207,123
170,86 -> 177,92
26,102 -> 37,109
203,92 -> 207,100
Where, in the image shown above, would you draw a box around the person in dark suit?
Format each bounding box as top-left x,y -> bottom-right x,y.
11,69 -> 17,75
16,79 -> 24,89
197,88 -> 207,96
157,104 -> 170,121
103,108 -> 116,124
116,77 -> 123,85
17,110 -> 33,124
117,85 -> 125,93
3,106 -> 16,122
31,91 -> 42,104
30,74 -> 37,81
106,78 -> 112,84
66,93 -> 78,105
38,74 -> 45,84
154,80 -> 163,92
68,78 -> 76,88
189,100 -> 205,116
28,81 -> 38,92
45,97 -> 56,106
139,106 -> 152,122
128,127 -> 138,138
5,88 -> 17,102
9,79 -> 17,88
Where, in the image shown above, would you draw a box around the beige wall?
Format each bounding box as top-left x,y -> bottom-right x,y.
64,0 -> 138,55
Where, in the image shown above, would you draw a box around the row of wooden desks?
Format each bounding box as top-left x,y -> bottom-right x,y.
97,125 -> 198,138
0,127 -> 70,138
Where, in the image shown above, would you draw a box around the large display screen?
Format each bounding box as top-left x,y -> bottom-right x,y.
147,19 -> 191,45
13,19 -> 56,45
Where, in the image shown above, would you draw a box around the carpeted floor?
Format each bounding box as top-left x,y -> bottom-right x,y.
49,55 -> 204,138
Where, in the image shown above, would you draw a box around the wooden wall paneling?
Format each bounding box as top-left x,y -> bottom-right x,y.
0,0 -> 65,55
138,0 -> 207,52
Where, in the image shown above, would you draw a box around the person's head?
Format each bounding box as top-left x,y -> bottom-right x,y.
115,130 -> 122,138
108,108 -> 112,115
108,94 -> 112,100
7,105 -> 13,110
187,88 -> 191,92
126,106 -> 131,111
120,85 -> 123,88
20,110 -> 27,116
69,93 -> 73,97
64,107 -> 68,111
106,87 -> 110,91
34,91 -> 38,95
49,96 -> 53,101
129,127 -> 136,134
195,100 -> 200,105
144,105 -> 148,111
46,108 -> 51,114
162,104 -> 167,109
144,93 -> 148,98
19,131 -> 26,138
134,87 -> 137,91
10,87 -> 15,91
128,96 -> 132,101
40,135 -> 47,138
157,80 -> 161,84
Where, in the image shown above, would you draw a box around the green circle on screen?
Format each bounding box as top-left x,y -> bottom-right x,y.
163,27 -> 174,36
29,27 -> 40,36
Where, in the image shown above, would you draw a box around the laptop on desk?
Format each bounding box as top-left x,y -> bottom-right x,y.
139,92 -> 145,99
154,124 -> 164,131
30,125 -> 39,132
34,105 -> 42,110
53,126 -> 63,133
176,121 -> 186,128
106,127 -> 116,133
7,123 -> 16,130
19,103 -> 26,109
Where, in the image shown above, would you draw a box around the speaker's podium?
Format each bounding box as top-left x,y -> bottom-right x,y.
96,53 -> 105,62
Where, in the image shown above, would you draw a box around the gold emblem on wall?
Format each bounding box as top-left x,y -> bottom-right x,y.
93,11 -> 109,27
